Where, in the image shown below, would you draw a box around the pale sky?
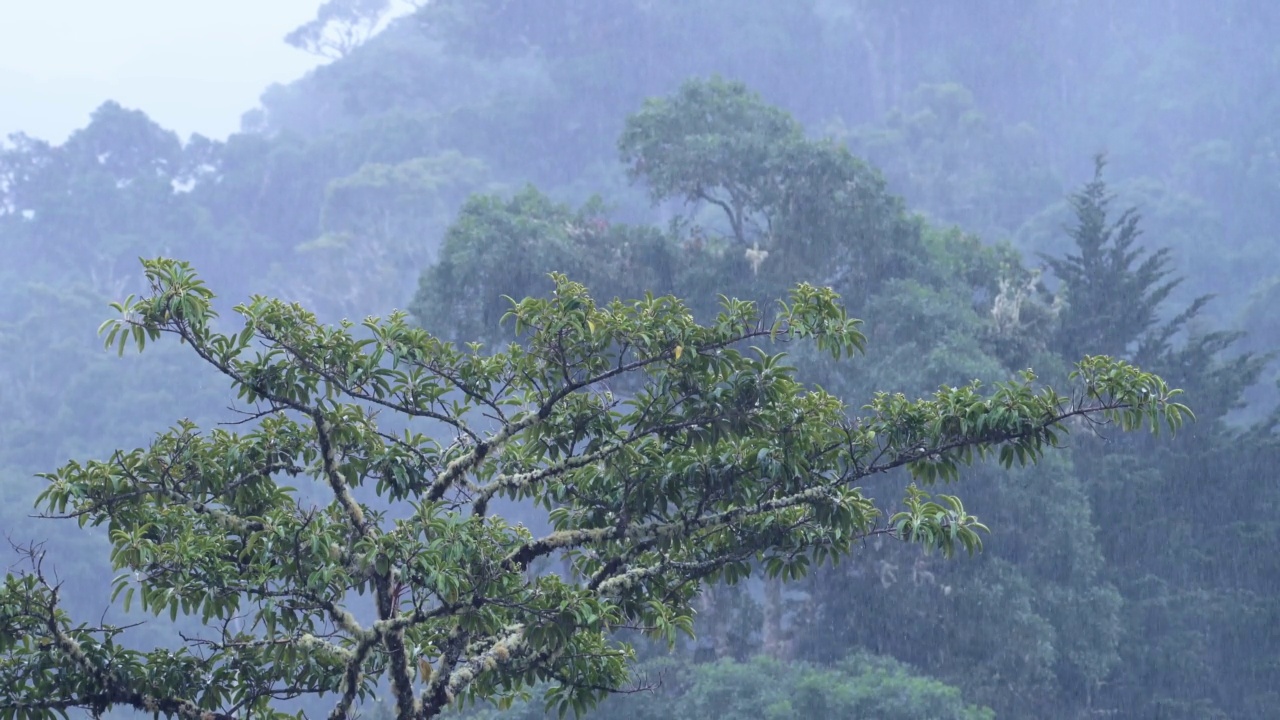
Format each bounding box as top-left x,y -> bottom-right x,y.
0,0 -> 333,143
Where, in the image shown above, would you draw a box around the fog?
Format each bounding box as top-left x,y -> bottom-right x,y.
0,0 -> 327,140
1,2 -> 1276,719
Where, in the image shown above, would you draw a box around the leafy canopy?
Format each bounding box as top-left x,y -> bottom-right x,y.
0,258 -> 1187,720
619,77 -> 924,303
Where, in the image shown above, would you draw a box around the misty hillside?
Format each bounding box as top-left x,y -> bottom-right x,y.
1,2 -> 1277,719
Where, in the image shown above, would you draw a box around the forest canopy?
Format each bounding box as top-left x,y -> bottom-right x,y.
2,2 -> 1278,718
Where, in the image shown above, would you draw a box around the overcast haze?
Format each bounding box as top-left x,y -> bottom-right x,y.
1,3 -> 1277,719
0,0 -> 326,142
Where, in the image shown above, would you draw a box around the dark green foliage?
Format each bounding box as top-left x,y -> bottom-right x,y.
411,188 -> 679,345
619,78 -> 924,308
1,258 -> 1183,719
453,654 -> 994,720
1039,161 -> 1278,719
1044,156 -> 1183,360
2,3 -> 1279,718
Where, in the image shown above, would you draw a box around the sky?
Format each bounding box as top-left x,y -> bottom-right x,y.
0,0 -> 331,143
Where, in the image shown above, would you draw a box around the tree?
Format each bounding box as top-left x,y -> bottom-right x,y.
1038,158 -> 1278,718
410,187 -> 678,347
832,82 -> 1060,241
285,0 -> 397,60
619,78 -> 923,307
456,653 -> 996,720
291,151 -> 489,320
619,77 -> 804,249
1042,155 -> 1187,361
0,102 -> 200,292
0,257 -> 1187,719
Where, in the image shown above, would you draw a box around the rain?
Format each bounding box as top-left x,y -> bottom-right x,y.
0,2 -> 1276,719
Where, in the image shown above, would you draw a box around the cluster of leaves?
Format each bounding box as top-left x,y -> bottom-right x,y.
0,256 -> 1187,719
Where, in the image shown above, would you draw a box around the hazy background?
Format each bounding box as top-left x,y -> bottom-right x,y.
1,2 -> 1277,718
0,0 -> 335,140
